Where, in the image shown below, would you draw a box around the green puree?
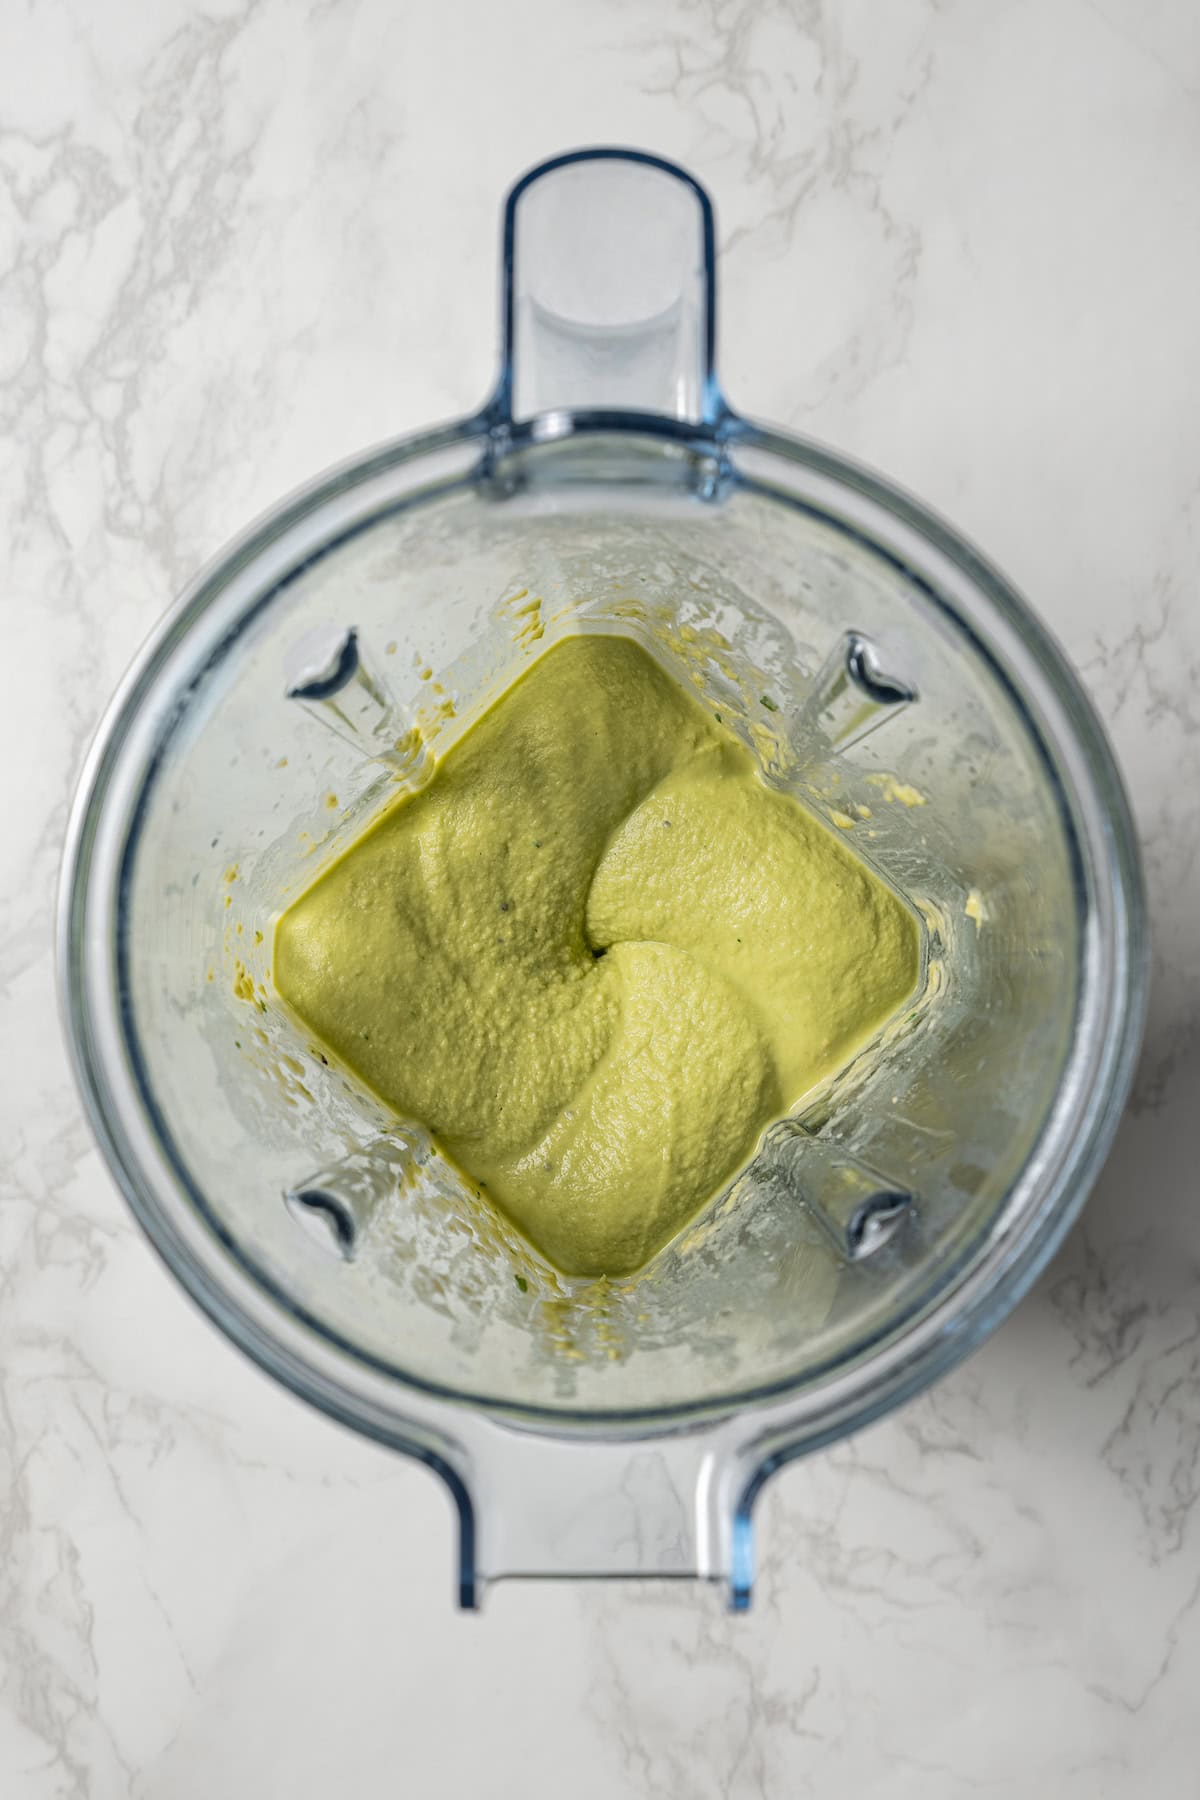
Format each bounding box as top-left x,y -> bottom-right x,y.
273,635 -> 918,1277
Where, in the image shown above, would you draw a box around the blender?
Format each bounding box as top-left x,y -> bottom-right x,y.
59,149 -> 1147,1607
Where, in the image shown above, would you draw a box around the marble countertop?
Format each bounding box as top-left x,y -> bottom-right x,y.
4,1 -> 1199,1793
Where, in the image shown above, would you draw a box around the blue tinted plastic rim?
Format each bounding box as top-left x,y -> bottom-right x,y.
57,398 -> 1147,1450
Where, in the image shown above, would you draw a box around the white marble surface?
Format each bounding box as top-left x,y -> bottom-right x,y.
3,0 -> 1200,1792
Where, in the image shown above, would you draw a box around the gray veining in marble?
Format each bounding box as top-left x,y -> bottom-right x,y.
3,1 -> 1199,1793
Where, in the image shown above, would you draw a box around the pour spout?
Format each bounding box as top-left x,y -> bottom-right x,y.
457,1418 -> 756,1609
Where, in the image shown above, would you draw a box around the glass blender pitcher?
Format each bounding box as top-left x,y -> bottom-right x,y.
60,150 -> 1146,1607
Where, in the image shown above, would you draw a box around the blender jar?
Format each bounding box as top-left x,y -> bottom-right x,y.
60,150 -> 1146,1606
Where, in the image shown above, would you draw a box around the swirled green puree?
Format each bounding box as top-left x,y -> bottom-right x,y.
274,635 -> 918,1276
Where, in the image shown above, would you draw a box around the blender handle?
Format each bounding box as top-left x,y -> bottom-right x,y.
490,148 -> 727,428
